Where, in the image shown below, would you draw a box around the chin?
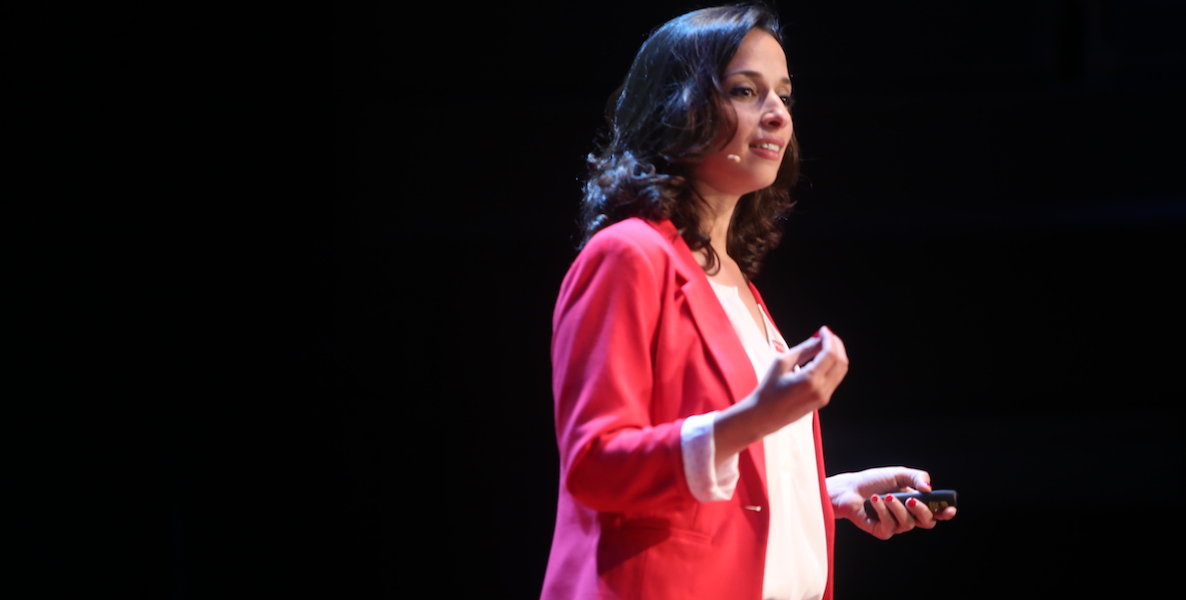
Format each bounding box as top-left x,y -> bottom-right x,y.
747,174 -> 779,193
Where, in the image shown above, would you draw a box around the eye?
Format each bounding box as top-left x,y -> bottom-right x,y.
781,94 -> 795,108
729,85 -> 756,98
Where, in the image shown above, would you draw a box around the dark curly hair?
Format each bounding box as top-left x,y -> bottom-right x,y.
577,2 -> 800,279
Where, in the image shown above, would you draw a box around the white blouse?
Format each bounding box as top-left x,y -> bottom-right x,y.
680,280 -> 828,600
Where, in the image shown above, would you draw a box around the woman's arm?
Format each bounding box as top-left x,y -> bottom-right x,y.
551,229 -> 694,513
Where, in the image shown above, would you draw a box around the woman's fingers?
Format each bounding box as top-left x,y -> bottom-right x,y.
867,493 -> 943,538
904,496 -> 938,529
881,494 -> 916,534
865,495 -> 898,540
793,327 -> 846,382
758,326 -> 852,431
817,326 -> 849,383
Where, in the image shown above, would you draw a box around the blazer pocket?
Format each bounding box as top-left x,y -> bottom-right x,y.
597,520 -> 714,598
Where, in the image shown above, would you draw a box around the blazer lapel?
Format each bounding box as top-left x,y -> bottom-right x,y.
650,220 -> 768,492
652,220 -> 758,402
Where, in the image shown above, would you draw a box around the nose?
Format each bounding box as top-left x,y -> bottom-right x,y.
761,93 -> 791,130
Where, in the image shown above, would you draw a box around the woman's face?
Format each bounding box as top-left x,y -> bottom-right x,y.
691,30 -> 793,199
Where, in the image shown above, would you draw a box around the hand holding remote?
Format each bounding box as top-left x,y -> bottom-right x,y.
864,490 -> 958,522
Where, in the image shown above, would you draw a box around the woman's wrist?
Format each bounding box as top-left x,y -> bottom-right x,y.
711,394 -> 770,462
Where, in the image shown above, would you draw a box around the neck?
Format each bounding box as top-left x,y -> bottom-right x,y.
694,189 -> 740,255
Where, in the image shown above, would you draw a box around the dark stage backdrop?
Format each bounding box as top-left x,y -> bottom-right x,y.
304,1 -> 1182,598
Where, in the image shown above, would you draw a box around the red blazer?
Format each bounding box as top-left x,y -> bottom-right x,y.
541,218 -> 835,600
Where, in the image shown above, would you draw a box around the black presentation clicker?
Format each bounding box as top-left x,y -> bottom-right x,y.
864,489 -> 958,521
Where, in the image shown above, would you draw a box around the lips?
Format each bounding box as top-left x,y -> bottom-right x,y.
748,138 -> 784,160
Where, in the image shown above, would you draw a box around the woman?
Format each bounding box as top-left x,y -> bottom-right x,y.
541,5 -> 956,600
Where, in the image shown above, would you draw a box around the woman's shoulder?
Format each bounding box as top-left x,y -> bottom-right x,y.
572,217 -> 691,277
586,217 -> 679,252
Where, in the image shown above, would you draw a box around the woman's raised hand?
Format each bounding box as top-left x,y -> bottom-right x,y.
753,325 -> 849,432
713,326 -> 849,460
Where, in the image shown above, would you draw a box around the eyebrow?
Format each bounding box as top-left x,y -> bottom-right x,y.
726,70 -> 792,86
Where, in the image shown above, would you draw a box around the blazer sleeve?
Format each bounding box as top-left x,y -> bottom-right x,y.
551,227 -> 696,514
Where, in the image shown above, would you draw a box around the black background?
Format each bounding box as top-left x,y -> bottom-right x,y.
40,1 -> 1178,598
324,1 -> 1184,598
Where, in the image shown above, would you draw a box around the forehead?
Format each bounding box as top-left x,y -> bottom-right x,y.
725,30 -> 789,80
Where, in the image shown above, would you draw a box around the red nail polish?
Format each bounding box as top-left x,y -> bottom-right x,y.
885,494 -> 895,503
813,328 -> 822,338
871,495 -> 880,502
907,498 -> 918,507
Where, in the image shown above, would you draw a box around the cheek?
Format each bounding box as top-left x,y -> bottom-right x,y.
717,100 -> 750,141
731,106 -> 764,140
